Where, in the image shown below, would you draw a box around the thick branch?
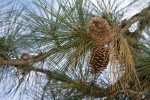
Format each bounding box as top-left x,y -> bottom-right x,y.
0,44 -> 71,65
120,6 -> 150,34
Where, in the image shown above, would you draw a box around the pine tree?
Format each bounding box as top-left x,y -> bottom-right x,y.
0,0 -> 149,99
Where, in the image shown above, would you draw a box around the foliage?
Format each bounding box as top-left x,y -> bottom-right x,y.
0,0 -> 149,99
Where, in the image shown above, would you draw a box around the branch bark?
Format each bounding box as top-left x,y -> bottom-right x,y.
120,6 -> 150,34
0,44 -> 72,66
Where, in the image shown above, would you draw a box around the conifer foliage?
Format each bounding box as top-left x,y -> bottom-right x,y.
0,0 -> 149,99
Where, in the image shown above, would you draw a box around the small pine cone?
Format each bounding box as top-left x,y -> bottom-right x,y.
89,46 -> 109,75
88,17 -> 112,46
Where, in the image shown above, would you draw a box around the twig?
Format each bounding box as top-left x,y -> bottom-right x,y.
110,89 -> 149,99
0,44 -> 72,66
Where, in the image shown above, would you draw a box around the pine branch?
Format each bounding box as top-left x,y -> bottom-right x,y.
8,61 -> 109,98
0,44 -> 72,66
21,65 -> 110,98
0,6 -> 149,67
10,63 -> 110,98
120,6 -> 150,34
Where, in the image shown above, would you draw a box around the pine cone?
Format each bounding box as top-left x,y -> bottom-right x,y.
88,17 -> 111,74
89,46 -> 109,74
88,17 -> 112,46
